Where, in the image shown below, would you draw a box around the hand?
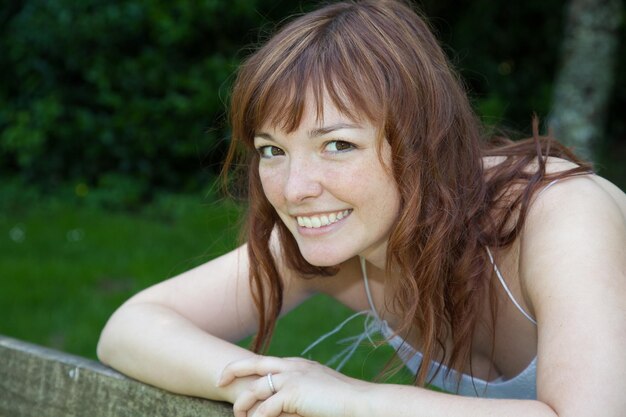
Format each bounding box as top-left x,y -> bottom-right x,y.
217,355 -> 368,417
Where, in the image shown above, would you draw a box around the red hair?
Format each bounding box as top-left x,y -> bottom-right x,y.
223,0 -> 591,387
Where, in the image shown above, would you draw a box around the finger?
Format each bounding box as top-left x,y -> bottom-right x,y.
232,375 -> 277,417
251,402 -> 299,417
217,356 -> 265,386
251,390 -> 289,417
233,395 -> 259,417
233,397 -> 257,417
219,356 -> 292,386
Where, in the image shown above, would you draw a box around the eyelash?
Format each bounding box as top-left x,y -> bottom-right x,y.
324,140 -> 355,153
256,145 -> 284,159
255,140 -> 356,159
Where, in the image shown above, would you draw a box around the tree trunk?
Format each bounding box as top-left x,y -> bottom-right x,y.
549,0 -> 622,161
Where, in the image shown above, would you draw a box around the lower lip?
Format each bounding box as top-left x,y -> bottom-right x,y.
296,212 -> 351,236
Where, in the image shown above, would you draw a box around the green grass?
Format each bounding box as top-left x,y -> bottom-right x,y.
0,191 -> 238,355
0,185 -> 413,384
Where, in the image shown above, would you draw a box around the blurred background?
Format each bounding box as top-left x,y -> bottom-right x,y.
1,0 -> 624,381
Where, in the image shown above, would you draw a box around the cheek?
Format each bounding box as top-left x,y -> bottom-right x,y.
357,166 -> 400,220
347,158 -> 397,196
259,168 -> 285,205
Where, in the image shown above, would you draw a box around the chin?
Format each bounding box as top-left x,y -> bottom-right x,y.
305,258 -> 342,267
299,247 -> 352,267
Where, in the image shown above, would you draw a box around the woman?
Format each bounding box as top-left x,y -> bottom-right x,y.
97,1 -> 626,416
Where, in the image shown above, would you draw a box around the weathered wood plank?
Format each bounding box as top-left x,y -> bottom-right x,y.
0,335 -> 233,417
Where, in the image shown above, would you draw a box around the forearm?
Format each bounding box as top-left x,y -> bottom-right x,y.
357,383 -> 558,417
97,302 -> 256,403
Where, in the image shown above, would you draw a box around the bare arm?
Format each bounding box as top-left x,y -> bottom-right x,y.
97,243 -> 313,403
521,177 -> 626,415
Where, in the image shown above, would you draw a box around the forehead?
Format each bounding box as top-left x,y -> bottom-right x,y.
257,91 -> 374,135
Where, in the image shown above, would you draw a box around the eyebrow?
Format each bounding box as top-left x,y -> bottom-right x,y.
308,123 -> 362,138
254,123 -> 362,141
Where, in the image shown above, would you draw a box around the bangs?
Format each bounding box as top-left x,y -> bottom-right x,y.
255,52 -> 383,134
234,7 -> 391,145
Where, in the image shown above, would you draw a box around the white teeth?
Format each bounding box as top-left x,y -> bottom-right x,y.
296,210 -> 351,229
303,217 -> 313,228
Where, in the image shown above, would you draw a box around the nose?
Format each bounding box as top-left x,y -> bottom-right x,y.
283,155 -> 323,203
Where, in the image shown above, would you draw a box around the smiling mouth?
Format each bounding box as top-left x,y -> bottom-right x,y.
296,209 -> 352,229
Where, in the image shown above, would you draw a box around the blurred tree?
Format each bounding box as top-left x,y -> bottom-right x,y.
549,0 -> 623,161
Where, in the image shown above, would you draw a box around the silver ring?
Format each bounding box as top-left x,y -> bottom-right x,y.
266,372 -> 276,394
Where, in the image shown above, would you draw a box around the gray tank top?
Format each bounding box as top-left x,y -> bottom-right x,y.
302,256 -> 537,399
359,254 -> 537,399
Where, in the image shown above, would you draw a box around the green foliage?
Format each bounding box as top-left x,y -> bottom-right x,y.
0,0 -> 286,192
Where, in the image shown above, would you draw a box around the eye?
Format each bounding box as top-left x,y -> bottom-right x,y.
324,140 -> 355,153
256,145 -> 285,159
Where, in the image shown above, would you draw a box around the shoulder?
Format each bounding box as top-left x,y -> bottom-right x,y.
523,172 -> 625,238
520,171 -> 625,266
518,172 -> 626,316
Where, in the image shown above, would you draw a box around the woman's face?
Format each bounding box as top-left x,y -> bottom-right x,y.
254,97 -> 401,268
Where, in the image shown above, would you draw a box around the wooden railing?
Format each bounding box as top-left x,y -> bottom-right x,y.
0,335 -> 233,416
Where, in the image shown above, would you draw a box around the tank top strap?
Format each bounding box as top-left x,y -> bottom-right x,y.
360,256 -> 382,320
483,178 -> 565,325
485,247 -> 537,325
300,257 -> 381,371
537,178 -> 560,197
489,177 -> 569,324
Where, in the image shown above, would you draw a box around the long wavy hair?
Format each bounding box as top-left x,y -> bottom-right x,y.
223,0 -> 591,387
